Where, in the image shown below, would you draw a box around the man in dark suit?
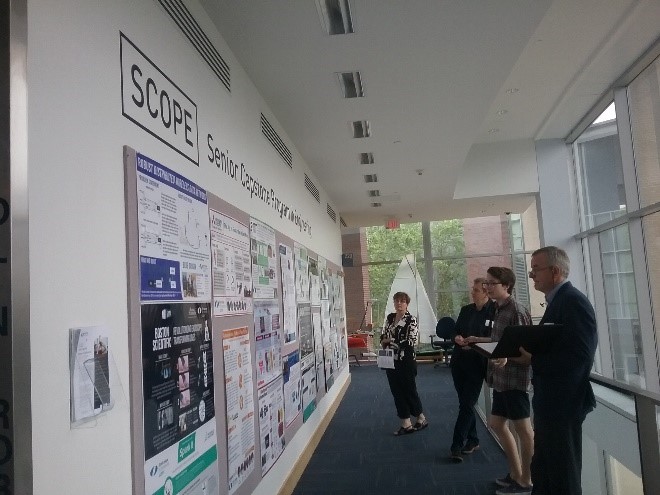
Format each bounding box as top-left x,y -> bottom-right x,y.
517,246 -> 598,495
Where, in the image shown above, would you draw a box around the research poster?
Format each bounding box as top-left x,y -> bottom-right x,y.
309,257 -> 320,306
141,303 -> 218,495
294,242 -> 310,304
249,218 -> 278,299
321,300 -> 333,390
257,377 -> 286,475
253,299 -> 282,388
222,326 -> 256,495
279,244 -> 297,344
312,312 -> 324,396
136,153 -> 211,302
283,351 -> 302,426
210,209 -> 253,317
318,256 -> 329,301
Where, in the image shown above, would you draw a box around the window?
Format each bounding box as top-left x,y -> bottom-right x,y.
574,103 -> 626,230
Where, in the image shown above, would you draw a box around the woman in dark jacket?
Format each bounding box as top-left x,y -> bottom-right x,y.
381,291 -> 428,435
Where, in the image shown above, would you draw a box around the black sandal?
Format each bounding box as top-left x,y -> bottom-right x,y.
413,419 -> 429,431
393,425 -> 415,436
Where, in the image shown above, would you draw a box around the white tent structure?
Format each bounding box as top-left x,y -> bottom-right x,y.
383,254 -> 437,345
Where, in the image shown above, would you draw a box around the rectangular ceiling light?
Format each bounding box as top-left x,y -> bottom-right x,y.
352,120 -> 371,138
337,71 -> 364,98
368,189 -> 380,197
359,152 -> 374,165
371,202 -> 382,207
316,0 -> 354,35
364,174 -> 378,183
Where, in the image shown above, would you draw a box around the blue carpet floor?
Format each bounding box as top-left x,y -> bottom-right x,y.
293,361 -> 508,495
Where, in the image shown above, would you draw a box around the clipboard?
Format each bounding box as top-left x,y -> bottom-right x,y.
472,324 -> 563,358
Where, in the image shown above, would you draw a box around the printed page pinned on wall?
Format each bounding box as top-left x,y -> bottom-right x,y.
69,325 -> 125,427
136,153 -> 212,303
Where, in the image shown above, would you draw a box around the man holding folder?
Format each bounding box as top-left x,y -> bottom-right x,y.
516,246 -> 598,495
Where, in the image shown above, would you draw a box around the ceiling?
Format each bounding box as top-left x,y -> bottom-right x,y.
200,0 -> 660,228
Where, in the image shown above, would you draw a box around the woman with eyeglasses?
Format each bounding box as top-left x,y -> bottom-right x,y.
380,291 -> 428,436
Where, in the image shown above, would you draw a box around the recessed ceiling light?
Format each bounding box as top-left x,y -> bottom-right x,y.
505,88 -> 519,94
371,202 -> 382,207
337,71 -> 364,98
364,174 -> 378,183
488,128 -> 499,134
359,152 -> 374,165
316,0 -> 354,35
367,189 -> 380,197
496,109 -> 508,116
351,120 -> 371,138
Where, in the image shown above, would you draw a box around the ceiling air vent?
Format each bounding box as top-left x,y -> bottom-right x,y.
351,120 -> 371,138
304,174 -> 321,203
261,113 -> 293,168
359,152 -> 374,165
367,190 -> 380,197
327,204 -> 337,222
340,217 -> 347,227
316,0 -> 354,35
337,71 -> 364,98
364,174 -> 378,183
371,202 -> 382,207
157,0 -> 230,91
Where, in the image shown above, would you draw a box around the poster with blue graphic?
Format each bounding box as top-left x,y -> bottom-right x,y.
136,153 -> 211,302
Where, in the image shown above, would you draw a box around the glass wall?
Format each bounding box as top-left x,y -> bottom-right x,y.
365,208 -> 542,328
572,54 -> 660,391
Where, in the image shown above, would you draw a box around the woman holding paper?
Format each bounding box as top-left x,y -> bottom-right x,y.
380,291 -> 428,436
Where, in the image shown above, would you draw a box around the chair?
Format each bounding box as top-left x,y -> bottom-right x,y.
431,316 -> 456,367
347,333 -> 374,366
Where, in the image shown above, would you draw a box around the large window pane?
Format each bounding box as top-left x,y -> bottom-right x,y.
599,225 -> 645,387
629,54 -> 660,209
641,212 -> 660,372
575,103 -> 626,230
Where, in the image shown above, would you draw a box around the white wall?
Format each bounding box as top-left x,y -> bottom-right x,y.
27,0 -> 343,493
534,138 -> 587,291
454,139 -> 539,199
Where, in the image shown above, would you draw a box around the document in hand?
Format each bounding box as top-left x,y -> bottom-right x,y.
473,324 -> 564,358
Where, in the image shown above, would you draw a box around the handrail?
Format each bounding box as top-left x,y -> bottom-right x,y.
589,372 -> 660,404
589,372 -> 660,495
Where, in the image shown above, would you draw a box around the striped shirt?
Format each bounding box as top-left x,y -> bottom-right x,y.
487,296 -> 532,392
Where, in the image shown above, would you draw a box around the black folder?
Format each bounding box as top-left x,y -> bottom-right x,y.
473,324 -> 563,358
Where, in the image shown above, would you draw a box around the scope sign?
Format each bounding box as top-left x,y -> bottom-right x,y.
120,32 -> 199,165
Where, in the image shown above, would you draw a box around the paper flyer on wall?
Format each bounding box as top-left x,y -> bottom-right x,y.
309,257 -> 320,306
279,244 -> 297,343
222,326 -> 256,495
294,242 -> 310,303
136,153 -> 211,302
209,209 -> 253,316
258,377 -> 285,475
253,299 -> 283,388
312,312 -> 324,395
141,302 -> 218,495
69,325 -> 111,424
249,217 -> 278,299
283,351 -> 302,426
318,256 -> 329,301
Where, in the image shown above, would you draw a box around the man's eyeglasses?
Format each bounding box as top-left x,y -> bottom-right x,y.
528,266 -> 552,277
482,281 -> 502,287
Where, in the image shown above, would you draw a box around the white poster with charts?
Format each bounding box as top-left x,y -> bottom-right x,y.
222,326 -> 256,495
249,218 -> 278,299
209,209 -> 253,316
136,153 -> 211,302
